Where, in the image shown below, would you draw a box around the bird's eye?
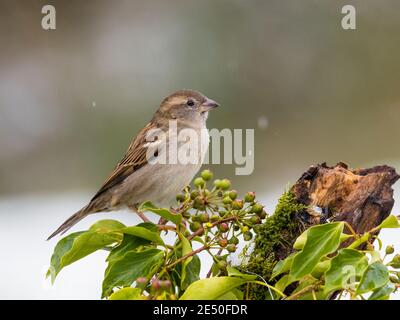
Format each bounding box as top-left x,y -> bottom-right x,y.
186,99 -> 195,107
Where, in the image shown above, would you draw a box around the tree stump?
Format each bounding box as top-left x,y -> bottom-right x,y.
243,162 -> 399,299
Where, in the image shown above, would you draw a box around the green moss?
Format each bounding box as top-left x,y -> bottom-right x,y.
241,190 -> 307,299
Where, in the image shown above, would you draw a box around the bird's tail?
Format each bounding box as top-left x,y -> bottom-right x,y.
47,205 -> 93,240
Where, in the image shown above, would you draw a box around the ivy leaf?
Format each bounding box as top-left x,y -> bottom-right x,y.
324,248 -> 368,294
180,277 -> 248,300
289,222 -> 344,282
181,255 -> 201,290
122,225 -> 164,246
216,288 -> 244,300
356,262 -> 389,294
368,283 -> 395,300
47,220 -> 125,282
109,287 -> 144,300
271,253 -> 296,279
227,267 -> 257,281
139,201 -> 182,225
179,234 -> 194,289
378,215 -> 400,229
102,248 -> 164,298
107,222 -> 156,262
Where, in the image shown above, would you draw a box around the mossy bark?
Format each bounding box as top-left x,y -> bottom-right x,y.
242,162 -> 399,300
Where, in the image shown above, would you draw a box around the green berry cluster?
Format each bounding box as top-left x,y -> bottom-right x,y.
175,170 -> 268,257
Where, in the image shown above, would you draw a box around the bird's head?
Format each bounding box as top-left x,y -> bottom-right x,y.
154,89 -> 220,125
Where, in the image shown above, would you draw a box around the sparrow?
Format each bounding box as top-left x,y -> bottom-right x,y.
47,89 -> 219,240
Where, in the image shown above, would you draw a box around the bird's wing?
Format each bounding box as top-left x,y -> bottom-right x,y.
90,122 -> 162,201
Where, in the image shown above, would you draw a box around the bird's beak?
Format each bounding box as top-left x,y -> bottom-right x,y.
200,98 -> 220,113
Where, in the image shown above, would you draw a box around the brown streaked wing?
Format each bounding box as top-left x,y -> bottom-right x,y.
90,122 -> 157,201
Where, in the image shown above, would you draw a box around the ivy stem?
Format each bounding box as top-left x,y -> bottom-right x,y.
343,222 -> 358,238
206,248 -> 223,278
285,282 -> 322,300
165,245 -> 210,270
248,281 -> 286,299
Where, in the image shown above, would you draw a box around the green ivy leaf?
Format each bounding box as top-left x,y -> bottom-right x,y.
122,225 -> 164,246
139,201 -> 182,225
179,234 -> 194,289
48,220 -> 126,282
289,222 -> 344,282
180,277 -> 248,300
181,255 -> 201,290
216,288 -> 244,300
311,259 -> 331,279
324,248 -> 368,294
356,262 -> 389,294
378,215 -> 400,229
107,222 -> 156,262
102,248 -> 164,298
109,287 -> 144,300
368,283 -> 395,300
271,253 -> 296,279
227,267 -> 257,281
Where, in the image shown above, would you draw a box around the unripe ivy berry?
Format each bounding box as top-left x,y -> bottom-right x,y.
201,169 -> 213,181
251,203 -> 263,214
226,244 -> 237,253
176,194 -> 186,202
160,280 -> 172,291
250,216 -> 261,224
218,239 -> 228,247
213,179 -> 222,188
211,214 -> 220,222
183,229 -> 191,237
218,223 -> 229,233
199,213 -> 210,223
229,236 -> 239,245
386,245 -> 395,255
217,260 -> 227,270
193,197 -> 205,210
219,210 -> 227,217
392,254 -> 400,263
136,277 -> 147,290
190,190 -> 199,200
244,192 -> 256,203
229,190 -> 238,200
232,200 -> 244,210
243,233 -> 253,241
223,197 -> 232,205
241,226 -> 249,234
219,179 -> 231,190
194,177 -> 205,188
190,222 -> 201,232
257,210 -> 267,219
151,279 -> 161,291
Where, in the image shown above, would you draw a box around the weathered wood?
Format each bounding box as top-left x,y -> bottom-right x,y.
293,162 -> 399,234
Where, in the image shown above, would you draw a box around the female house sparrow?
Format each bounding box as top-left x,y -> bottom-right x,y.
47,89 -> 219,240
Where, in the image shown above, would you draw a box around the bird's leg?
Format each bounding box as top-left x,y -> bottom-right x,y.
129,204 -> 151,223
